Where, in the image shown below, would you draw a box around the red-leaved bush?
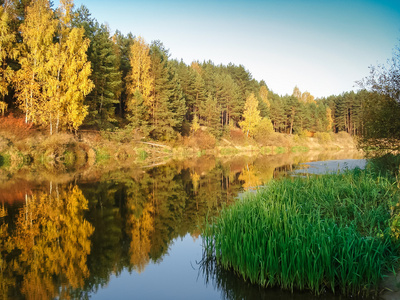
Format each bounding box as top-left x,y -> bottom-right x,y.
0,113 -> 35,140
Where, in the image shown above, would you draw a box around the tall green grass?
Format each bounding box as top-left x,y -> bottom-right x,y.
203,169 -> 400,296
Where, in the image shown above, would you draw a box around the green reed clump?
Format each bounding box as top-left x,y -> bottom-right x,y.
203,169 -> 400,296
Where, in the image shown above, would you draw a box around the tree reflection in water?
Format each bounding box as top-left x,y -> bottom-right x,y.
0,151 -> 364,299
0,184 -> 93,300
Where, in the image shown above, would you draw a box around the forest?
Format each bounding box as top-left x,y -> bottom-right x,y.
1,0 -> 400,150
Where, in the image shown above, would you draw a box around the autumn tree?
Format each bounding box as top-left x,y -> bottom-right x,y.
253,117 -> 274,144
14,0 -> 55,124
239,93 -> 261,137
44,0 -> 93,133
126,36 -> 153,135
259,85 -> 270,111
0,3 -> 17,104
15,0 -> 93,133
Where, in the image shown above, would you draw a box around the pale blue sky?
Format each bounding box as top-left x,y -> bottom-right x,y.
55,0 -> 400,98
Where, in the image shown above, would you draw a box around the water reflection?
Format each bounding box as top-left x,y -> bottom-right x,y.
0,150 -> 365,299
0,184 -> 93,300
199,254 -> 368,300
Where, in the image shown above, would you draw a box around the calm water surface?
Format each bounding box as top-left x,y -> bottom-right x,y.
1,150 -> 378,300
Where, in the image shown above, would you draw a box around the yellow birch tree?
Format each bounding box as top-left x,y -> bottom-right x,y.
44,0 -> 93,134
126,36 -> 153,132
259,85 -> 270,108
14,0 -> 56,124
15,0 -> 93,134
0,3 -> 17,102
239,93 -> 262,137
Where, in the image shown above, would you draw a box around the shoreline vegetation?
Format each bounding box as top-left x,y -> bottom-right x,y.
0,113 -> 357,172
203,160 -> 400,297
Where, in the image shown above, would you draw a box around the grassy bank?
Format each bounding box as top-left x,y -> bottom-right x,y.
203,167 -> 400,296
0,114 -> 358,171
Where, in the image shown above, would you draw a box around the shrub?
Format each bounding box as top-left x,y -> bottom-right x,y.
253,118 -> 274,144
36,133 -> 77,162
0,113 -> 35,140
229,128 -> 246,145
314,132 -> 331,143
185,130 -> 216,150
100,128 -> 135,143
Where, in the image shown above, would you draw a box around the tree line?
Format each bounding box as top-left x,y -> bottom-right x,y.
1,0 -> 398,145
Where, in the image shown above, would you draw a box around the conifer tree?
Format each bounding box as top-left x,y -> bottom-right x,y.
167,63 -> 186,134
285,95 -> 300,134
269,97 -> 285,132
149,41 -> 184,140
199,94 -> 221,136
192,70 -> 206,119
113,30 -> 134,116
85,23 -> 122,127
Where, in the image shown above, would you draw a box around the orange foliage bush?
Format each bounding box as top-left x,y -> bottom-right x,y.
185,130 -> 216,150
0,113 -> 35,140
229,128 -> 246,145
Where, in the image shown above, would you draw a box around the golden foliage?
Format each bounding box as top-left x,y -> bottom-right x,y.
2,184 -> 93,300
253,117 -> 274,144
45,0 -> 93,133
191,61 -> 202,75
190,171 -> 200,194
126,36 -> 154,109
128,202 -> 154,273
191,114 -> 200,133
292,86 -> 315,103
0,5 -> 16,99
14,0 -> 93,133
14,0 -> 56,124
259,86 -> 270,108
239,93 -> 262,137
238,164 -> 262,190
0,204 -> 7,218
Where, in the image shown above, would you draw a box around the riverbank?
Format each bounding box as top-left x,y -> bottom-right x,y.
203,162 -> 400,297
0,118 -> 358,172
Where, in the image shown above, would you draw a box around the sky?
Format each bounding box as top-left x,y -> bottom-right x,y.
55,0 -> 400,98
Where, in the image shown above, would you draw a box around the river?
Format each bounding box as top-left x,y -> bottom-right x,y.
1,149 -> 379,300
